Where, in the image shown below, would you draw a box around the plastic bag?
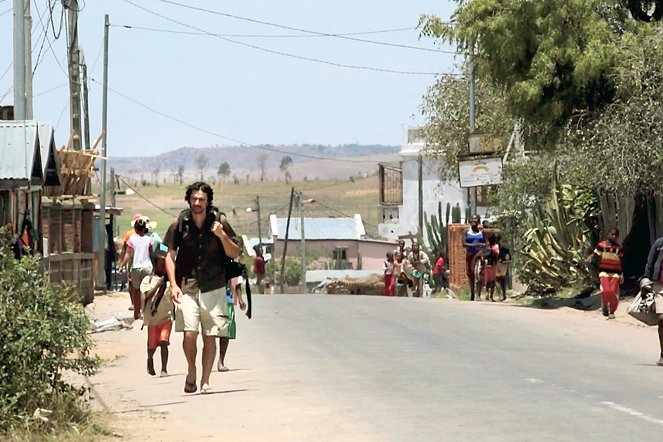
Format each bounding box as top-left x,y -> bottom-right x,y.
627,288 -> 659,326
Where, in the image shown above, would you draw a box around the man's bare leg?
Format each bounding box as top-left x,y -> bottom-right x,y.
657,316 -> 663,366
201,335 -> 217,386
182,331 -> 198,384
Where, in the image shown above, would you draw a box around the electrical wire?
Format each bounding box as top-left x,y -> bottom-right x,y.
120,0 -> 454,76
0,7 -> 11,17
116,175 -> 179,217
33,82 -> 68,97
155,0 -> 464,55
302,195 -> 380,230
89,77 -> 394,165
111,24 -> 417,38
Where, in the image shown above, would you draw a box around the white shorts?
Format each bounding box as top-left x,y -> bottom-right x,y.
175,279 -> 229,337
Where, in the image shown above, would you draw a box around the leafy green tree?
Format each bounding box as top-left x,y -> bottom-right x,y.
217,161 -> 231,182
420,1 -> 622,133
420,72 -> 514,179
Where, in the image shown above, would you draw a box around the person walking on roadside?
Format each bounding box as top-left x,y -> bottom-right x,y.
253,246 -> 266,294
163,182 -> 240,394
119,218 -> 154,320
217,275 -> 247,372
643,236 -> 663,366
590,228 -> 624,320
462,215 -> 486,301
140,250 -> 174,377
432,251 -> 448,294
406,243 -> 430,298
383,252 -> 395,296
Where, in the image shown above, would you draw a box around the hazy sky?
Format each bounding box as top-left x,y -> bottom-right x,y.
1,0 -> 458,158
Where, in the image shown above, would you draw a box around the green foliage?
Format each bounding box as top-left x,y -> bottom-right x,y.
217,161 -> 231,181
420,0 -> 620,128
266,258 -> 301,287
559,24 -> 663,196
425,202 -> 450,257
0,239 -> 101,433
520,177 -> 597,290
419,74 -> 514,179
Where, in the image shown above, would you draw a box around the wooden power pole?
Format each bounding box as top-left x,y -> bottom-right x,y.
66,0 -> 83,151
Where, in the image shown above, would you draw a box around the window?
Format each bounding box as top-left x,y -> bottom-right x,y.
332,248 -> 347,261
407,128 -> 424,144
379,164 -> 403,206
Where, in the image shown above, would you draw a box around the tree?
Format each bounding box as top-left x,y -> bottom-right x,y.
217,161 -> 231,182
279,155 -> 293,183
176,165 -> 185,184
419,72 -> 514,180
196,154 -> 208,181
257,153 -> 268,182
151,166 -> 160,186
419,1 -> 622,135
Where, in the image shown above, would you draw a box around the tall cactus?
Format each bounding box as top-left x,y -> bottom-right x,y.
425,202 -> 450,256
452,203 -> 461,224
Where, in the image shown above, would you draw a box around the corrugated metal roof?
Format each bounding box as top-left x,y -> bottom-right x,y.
273,215 -> 364,240
0,120 -> 43,184
37,123 -> 61,186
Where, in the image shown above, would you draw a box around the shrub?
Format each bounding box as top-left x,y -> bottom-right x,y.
0,237 -> 101,433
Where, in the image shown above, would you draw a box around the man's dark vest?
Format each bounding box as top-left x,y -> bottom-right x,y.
175,207 -> 230,292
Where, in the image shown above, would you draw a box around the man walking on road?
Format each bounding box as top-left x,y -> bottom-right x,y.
643,237 -> 663,366
164,182 -> 240,393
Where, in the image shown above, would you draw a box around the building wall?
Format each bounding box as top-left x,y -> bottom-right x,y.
357,241 -> 398,270
271,239 -> 397,271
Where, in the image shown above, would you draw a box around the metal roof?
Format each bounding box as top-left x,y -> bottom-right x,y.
37,123 -> 62,186
271,214 -> 365,240
0,120 -> 44,185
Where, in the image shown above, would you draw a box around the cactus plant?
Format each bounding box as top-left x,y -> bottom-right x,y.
425,202 -> 451,257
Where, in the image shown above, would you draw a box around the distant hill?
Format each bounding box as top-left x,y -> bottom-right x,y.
107,144 -> 400,182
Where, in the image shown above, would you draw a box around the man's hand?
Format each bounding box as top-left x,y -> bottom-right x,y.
211,221 -> 226,239
170,285 -> 183,304
238,298 -> 246,311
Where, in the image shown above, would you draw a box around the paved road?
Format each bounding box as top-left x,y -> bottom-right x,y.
92,294 -> 663,441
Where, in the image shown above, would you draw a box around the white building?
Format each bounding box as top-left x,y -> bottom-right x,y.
377,127 -> 489,243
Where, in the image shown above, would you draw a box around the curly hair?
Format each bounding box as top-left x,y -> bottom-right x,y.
185,181 -> 214,206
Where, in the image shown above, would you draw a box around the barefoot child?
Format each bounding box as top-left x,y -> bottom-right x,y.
140,250 -> 174,377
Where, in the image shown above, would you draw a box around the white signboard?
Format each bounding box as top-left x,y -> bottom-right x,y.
458,156 -> 503,187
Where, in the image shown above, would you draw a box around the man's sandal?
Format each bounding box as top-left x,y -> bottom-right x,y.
184,378 -> 197,394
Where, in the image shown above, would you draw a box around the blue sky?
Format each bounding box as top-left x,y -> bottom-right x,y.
1,0 -> 458,157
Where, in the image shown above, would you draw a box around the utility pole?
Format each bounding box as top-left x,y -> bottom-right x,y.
417,153 -> 423,244
81,52 -> 91,150
66,0 -> 83,151
110,167 -> 116,237
255,195 -> 262,251
97,14 -> 110,290
23,0 -> 32,119
12,0 -> 26,120
279,187 -> 294,294
468,48 -> 477,216
298,191 -> 307,294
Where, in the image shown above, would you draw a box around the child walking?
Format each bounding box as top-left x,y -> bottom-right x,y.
140,250 -> 174,376
591,228 -> 624,319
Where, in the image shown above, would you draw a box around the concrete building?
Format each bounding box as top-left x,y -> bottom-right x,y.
377,126 -> 489,244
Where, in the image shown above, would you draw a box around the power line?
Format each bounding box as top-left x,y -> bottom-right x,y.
34,82 -> 68,97
120,0 -> 455,76
155,0 -> 464,55
111,23 -> 417,38
89,77 -> 392,165
116,175 -> 179,217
